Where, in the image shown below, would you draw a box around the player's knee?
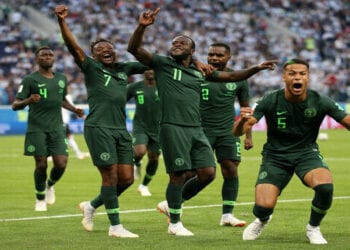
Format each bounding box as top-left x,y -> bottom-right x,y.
205,168 -> 216,183
197,171 -> 215,185
312,183 -> 333,210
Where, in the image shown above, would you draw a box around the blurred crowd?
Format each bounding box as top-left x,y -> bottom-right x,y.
1,0 -> 349,105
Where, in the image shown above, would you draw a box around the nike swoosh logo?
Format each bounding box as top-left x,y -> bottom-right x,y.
38,84 -> 46,87
276,111 -> 287,115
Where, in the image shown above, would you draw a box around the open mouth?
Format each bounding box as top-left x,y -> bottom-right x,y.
293,83 -> 302,89
103,53 -> 113,59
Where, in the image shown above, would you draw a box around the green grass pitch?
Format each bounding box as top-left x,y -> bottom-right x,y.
0,129 -> 349,249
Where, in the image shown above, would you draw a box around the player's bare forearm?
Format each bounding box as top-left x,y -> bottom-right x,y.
233,118 -> 247,136
12,95 -> 40,111
193,60 -> 214,76
55,5 -> 85,63
128,9 -> 159,65
127,25 -> 147,58
12,99 -> 28,111
62,99 -> 75,112
244,127 -> 253,150
217,60 -> 278,82
233,107 -> 256,136
62,99 -> 85,117
127,25 -> 154,66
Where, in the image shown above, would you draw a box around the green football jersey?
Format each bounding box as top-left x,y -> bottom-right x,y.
127,80 -> 160,133
253,89 -> 348,152
16,71 -> 67,132
78,57 -> 147,129
200,70 -> 249,136
150,54 -> 205,126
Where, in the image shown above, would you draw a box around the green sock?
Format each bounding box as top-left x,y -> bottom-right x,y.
47,166 -> 65,186
222,176 -> 238,214
90,195 -> 104,209
182,176 -> 203,201
116,183 -> 132,196
100,186 -> 119,226
142,160 -> 158,186
142,173 -> 152,186
166,184 -> 183,224
134,157 -> 142,167
253,204 -> 273,222
34,169 -> 46,200
309,184 -> 333,226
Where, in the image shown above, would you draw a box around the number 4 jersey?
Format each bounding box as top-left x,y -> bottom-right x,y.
16,71 -> 67,132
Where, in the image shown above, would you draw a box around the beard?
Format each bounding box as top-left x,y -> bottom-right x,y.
170,51 -> 191,61
40,63 -> 53,70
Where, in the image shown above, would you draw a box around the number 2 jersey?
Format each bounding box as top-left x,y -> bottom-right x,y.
200,68 -> 249,136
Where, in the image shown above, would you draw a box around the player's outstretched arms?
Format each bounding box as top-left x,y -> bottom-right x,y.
215,60 -> 278,82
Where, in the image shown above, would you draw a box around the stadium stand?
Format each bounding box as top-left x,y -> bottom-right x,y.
0,0 -> 349,104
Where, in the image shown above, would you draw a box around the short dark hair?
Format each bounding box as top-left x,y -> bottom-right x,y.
283,58 -> 309,69
209,42 -> 231,54
179,35 -> 196,50
90,38 -> 113,53
35,46 -> 51,55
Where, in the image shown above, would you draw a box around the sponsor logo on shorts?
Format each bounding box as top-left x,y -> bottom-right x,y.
100,152 -> 110,161
258,171 -> 267,180
27,145 -> 36,153
175,158 -> 184,166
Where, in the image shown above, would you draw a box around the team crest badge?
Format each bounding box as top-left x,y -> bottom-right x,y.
100,152 -> 110,161
304,108 -> 317,117
117,72 -> 128,80
58,80 -> 65,88
226,82 -> 236,91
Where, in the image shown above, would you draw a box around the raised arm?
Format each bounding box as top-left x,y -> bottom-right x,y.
215,60 -> 278,82
127,8 -> 160,66
55,5 -> 85,64
232,107 -> 257,136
